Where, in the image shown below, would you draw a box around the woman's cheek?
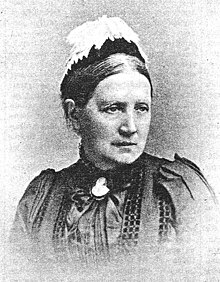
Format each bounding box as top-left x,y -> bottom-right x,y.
93,115 -> 113,132
87,118 -> 107,141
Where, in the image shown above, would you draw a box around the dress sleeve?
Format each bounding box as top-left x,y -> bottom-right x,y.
155,154 -> 220,258
9,169 -> 56,253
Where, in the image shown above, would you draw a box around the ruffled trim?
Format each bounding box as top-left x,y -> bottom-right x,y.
62,15 -> 148,80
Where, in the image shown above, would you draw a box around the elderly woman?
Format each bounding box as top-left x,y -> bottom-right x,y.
10,16 -> 219,265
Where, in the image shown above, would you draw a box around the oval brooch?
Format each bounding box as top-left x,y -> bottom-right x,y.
91,177 -> 110,199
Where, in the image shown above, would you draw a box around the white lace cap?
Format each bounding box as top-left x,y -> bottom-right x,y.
62,15 -> 148,79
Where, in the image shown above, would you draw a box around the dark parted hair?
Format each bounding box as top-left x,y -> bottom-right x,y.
60,38 -> 153,121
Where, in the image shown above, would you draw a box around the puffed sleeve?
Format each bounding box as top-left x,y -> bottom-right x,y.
9,169 -> 56,253
155,154 -> 220,259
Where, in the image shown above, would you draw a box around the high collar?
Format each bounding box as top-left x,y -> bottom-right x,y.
72,148 -> 146,193
78,146 -> 145,176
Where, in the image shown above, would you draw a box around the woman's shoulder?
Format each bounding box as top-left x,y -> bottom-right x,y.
143,151 -> 218,210
15,169 -> 57,219
142,153 -> 220,258
156,153 -> 217,203
155,153 -> 219,235
18,161 -> 81,203
143,151 -> 207,174
19,168 -> 56,202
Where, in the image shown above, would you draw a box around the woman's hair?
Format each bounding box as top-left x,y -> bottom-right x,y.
60,38 -> 153,122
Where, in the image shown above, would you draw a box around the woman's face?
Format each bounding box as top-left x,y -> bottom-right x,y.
78,71 -> 152,170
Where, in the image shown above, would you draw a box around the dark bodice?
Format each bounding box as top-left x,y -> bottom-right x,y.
10,153 -> 219,264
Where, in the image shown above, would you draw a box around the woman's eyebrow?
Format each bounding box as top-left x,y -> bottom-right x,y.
135,101 -> 150,104
97,100 -> 150,107
97,100 -> 126,106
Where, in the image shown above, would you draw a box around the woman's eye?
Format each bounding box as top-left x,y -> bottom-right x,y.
103,105 -> 122,114
135,104 -> 149,113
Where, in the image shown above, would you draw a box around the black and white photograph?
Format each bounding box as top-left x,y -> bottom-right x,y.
1,1 -> 220,281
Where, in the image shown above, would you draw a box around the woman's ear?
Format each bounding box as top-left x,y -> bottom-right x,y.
65,99 -> 80,133
65,99 -> 76,119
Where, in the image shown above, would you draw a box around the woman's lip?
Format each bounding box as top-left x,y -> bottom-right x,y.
112,142 -> 137,147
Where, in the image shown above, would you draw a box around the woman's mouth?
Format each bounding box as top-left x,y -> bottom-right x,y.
112,141 -> 137,147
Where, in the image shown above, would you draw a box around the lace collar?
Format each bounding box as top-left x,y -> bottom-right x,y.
62,147 -> 145,195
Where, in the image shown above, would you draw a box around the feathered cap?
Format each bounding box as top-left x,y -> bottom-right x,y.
61,15 -> 148,80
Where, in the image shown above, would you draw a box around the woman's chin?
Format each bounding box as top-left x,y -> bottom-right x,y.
88,146 -> 145,169
106,151 -> 143,167
116,155 -> 140,165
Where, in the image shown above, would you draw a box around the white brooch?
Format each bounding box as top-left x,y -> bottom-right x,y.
91,177 -> 110,199
62,15 -> 148,79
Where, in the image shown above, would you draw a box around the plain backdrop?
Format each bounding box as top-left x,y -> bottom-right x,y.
1,0 -> 220,243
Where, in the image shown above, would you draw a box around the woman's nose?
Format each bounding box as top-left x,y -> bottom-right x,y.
119,114 -> 137,136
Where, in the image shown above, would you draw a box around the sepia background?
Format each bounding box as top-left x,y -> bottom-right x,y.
1,0 -> 220,247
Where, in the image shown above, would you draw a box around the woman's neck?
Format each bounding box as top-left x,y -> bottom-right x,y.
79,145 -> 119,171
79,144 -> 144,172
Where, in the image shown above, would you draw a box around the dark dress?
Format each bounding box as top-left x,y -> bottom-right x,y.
10,152 -> 220,265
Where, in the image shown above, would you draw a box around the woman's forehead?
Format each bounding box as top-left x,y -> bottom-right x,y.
92,72 -> 151,102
